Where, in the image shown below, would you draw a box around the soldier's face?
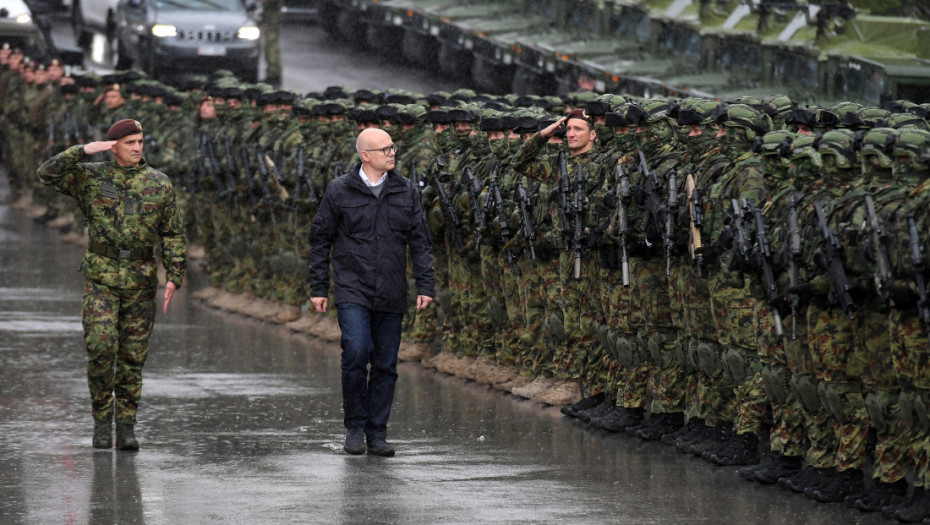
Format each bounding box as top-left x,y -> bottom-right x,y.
113,134 -> 144,167
565,118 -> 595,154
199,100 -> 216,120
104,91 -> 124,110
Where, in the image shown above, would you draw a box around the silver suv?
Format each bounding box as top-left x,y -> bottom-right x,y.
114,0 -> 261,81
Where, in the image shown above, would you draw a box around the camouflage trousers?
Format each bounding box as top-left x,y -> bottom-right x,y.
552,253 -> 600,383
633,257 -> 683,414
891,310 -> 930,486
445,256 -> 489,357
518,255 -> 557,375
768,396 -> 809,458
598,256 -> 636,401
497,253 -> 526,367
82,279 -> 156,425
480,245 -> 506,360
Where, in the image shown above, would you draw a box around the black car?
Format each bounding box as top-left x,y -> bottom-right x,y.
115,0 -> 261,81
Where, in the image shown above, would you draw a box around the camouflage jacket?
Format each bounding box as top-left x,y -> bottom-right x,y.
37,145 -> 187,289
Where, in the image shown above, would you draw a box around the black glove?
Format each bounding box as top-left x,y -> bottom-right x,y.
583,228 -> 604,250
888,285 -> 919,308
767,294 -> 793,318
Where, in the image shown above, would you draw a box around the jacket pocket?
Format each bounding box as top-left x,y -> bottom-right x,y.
340,197 -> 371,234
386,194 -> 413,232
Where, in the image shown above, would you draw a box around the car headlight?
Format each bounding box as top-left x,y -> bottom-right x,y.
237,26 -> 260,40
15,14 -> 31,24
151,24 -> 177,38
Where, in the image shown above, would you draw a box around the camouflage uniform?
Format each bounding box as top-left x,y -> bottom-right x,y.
37,144 -> 187,425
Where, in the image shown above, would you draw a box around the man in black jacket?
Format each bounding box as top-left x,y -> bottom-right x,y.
309,128 -> 435,457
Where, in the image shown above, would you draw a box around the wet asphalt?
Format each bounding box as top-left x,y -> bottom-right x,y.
0,169 -> 894,524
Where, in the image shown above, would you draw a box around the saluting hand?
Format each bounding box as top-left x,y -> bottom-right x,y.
82,141 -> 117,155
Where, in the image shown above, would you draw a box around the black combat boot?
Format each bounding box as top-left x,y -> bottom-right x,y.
752,454 -> 802,484
847,478 -> 908,511
778,466 -> 831,493
601,406 -> 643,433
636,412 -> 684,441
688,424 -> 732,457
661,418 -> 701,446
674,420 -> 711,453
579,397 -> 613,423
708,432 -> 759,466
92,418 -> 112,449
561,393 -> 605,418
116,424 -> 140,451
893,488 -> 930,522
808,468 -> 864,502
590,406 -> 623,430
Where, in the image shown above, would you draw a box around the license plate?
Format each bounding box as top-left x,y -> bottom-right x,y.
197,46 -> 226,56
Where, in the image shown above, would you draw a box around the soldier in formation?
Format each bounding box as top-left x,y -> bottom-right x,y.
4,48 -> 930,519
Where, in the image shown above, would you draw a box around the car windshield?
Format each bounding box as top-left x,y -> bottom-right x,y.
156,0 -> 242,11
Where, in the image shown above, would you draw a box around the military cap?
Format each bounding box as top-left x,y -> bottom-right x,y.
479,109 -> 504,131
60,83 -> 79,95
164,91 -> 185,106
72,72 -> 100,88
449,88 -> 476,102
786,107 -> 816,128
348,107 -> 379,123
323,85 -> 350,100
376,104 -> 400,121
857,107 -> 892,128
106,119 -> 143,140
103,83 -> 121,94
448,107 -> 477,123
565,108 -> 593,125
426,108 -> 451,124
584,97 -> 612,118
640,98 -> 671,123
206,84 -> 226,97
392,104 -> 427,125
604,112 -> 630,128
352,88 -> 379,104
675,98 -> 723,126
425,92 -> 449,106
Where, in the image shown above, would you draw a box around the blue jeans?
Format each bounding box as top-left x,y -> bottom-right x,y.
336,303 -> 404,439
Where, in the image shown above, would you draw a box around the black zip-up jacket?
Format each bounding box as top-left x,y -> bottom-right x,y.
309,163 -> 435,313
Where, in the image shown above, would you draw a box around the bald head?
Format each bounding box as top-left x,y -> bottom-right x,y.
357,127 -> 396,177
356,127 -> 391,155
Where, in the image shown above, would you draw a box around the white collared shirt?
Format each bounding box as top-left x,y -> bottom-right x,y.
359,166 -> 387,188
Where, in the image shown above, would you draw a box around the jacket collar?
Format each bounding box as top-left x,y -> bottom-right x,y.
346,162 -> 404,193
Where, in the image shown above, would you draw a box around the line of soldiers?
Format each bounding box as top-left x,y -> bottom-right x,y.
4,46 -> 930,520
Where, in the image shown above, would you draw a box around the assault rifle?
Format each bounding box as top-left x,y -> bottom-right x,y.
750,202 -> 785,337
908,216 -> 930,347
814,200 -> 855,319
685,173 -> 704,276
490,174 -> 515,266
665,171 -> 678,276
464,167 -> 483,225
475,164 -> 498,249
787,194 -> 803,340
637,150 -> 667,261
516,182 -> 536,261
200,132 -> 227,207
433,169 -> 464,251
239,146 -> 261,220
728,198 -> 752,269
612,162 -> 631,287
558,150 -> 573,252
255,149 -> 279,230
572,163 -> 585,279
863,194 -> 894,307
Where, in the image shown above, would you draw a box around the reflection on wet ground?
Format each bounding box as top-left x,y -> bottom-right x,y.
0,175 -> 886,523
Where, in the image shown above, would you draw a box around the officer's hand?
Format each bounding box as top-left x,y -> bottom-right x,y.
416,295 -> 433,311
163,281 -> 177,313
311,297 -> 328,313
540,117 -> 568,138
83,141 -> 117,155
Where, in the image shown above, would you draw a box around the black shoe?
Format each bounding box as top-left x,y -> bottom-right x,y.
895,488 -> 930,522
708,432 -> 759,466
674,421 -> 710,452
367,437 -> 395,457
808,468 -> 863,503
561,393 -> 605,418
601,407 -> 643,433
636,412 -> 684,441
92,419 -> 112,449
688,425 -> 732,457
849,479 -> 908,512
591,406 -> 624,430
779,466 -> 830,493
662,418 -> 700,446
753,454 -> 802,484
885,488 -> 924,519
116,424 -> 139,451
344,428 -> 366,455
579,397 -> 614,423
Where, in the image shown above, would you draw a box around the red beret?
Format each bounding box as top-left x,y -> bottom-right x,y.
106,119 -> 143,140
566,108 -> 593,124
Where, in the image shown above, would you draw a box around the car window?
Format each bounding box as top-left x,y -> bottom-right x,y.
155,0 -> 243,11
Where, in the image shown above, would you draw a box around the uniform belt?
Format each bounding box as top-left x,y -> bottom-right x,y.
88,240 -> 153,261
